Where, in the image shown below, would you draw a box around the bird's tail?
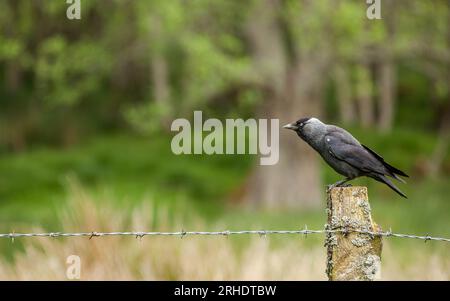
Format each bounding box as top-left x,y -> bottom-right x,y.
373,174 -> 408,198
383,162 -> 409,184
361,144 -> 409,181
391,172 -> 407,184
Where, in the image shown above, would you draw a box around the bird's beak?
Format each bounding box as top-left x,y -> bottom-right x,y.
283,123 -> 298,130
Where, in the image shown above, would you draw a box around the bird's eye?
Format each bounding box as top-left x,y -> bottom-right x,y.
299,123 -> 304,127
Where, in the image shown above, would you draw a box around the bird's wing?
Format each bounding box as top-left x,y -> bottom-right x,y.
326,125 -> 361,146
361,144 -> 409,178
324,132 -> 387,175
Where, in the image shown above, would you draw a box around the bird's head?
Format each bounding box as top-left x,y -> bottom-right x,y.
283,117 -> 326,143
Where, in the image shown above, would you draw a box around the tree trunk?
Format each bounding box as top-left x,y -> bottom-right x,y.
6,61 -> 22,92
334,64 -> 355,124
149,16 -> 172,128
428,2 -> 450,176
355,63 -> 375,128
242,0 -> 324,209
151,54 -> 170,105
245,64 -> 324,209
377,0 -> 396,132
377,58 -> 395,132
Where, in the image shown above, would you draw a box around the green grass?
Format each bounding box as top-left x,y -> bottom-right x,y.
0,128 -> 449,256
0,133 -> 253,229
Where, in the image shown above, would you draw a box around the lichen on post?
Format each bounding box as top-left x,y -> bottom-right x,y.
325,186 -> 382,281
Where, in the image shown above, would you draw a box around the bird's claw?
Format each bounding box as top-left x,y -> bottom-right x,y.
326,184 -> 335,193
326,183 -> 352,193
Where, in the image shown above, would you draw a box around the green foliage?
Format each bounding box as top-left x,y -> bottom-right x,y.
0,0 -> 448,146
35,37 -> 112,106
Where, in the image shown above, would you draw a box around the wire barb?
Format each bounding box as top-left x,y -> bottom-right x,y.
135,232 -> 145,240
258,230 -> 267,239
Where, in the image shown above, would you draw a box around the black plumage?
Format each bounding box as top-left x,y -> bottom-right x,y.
283,117 -> 409,198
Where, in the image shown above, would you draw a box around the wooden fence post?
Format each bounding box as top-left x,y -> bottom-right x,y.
325,186 -> 382,280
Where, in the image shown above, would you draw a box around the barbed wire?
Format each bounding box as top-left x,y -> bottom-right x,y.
0,228 -> 449,243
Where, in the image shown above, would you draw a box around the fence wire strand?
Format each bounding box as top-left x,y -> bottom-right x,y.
0,228 -> 449,243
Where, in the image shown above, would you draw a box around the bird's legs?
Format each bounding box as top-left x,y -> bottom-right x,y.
326,178 -> 353,192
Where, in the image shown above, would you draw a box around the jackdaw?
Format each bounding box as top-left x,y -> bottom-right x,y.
283,117 -> 408,198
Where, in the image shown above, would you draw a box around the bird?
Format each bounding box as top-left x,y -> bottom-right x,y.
283,117 -> 409,198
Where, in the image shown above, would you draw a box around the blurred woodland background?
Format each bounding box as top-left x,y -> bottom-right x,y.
0,0 -> 449,280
